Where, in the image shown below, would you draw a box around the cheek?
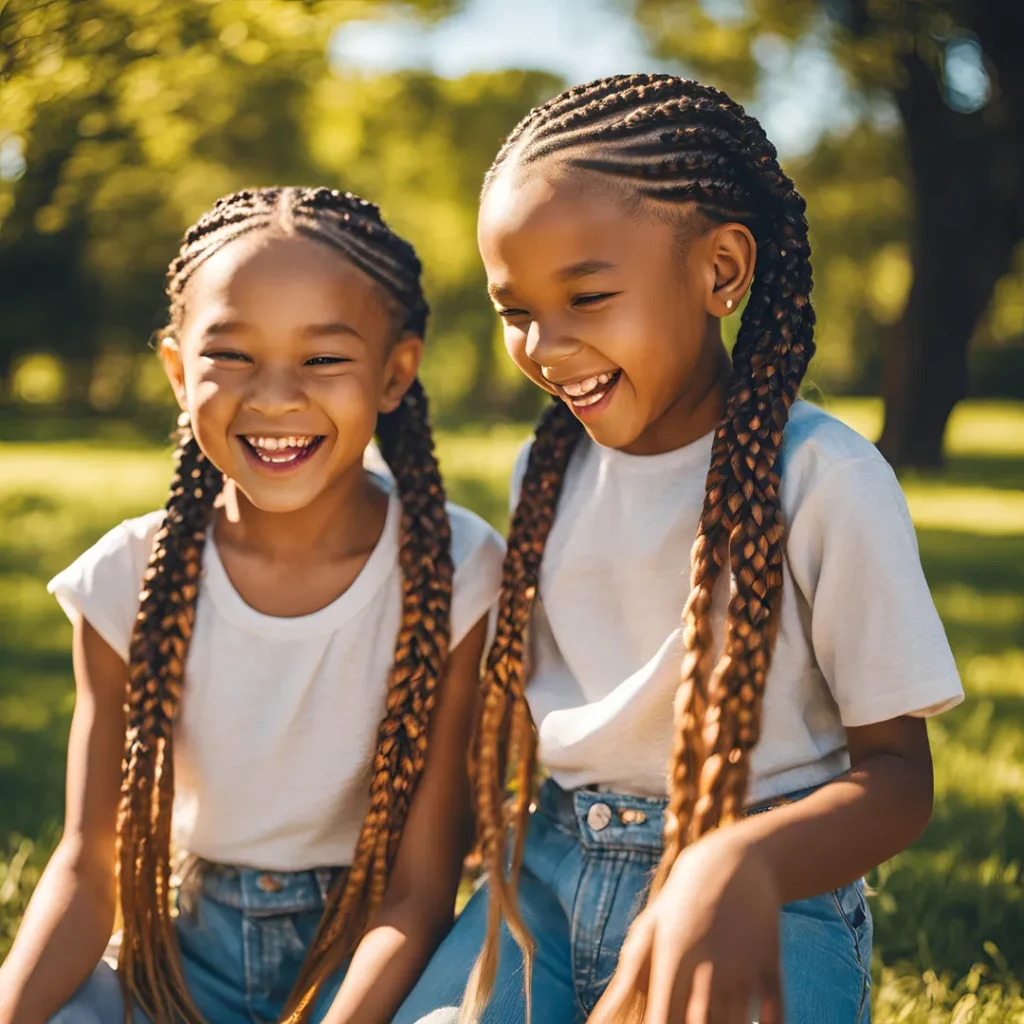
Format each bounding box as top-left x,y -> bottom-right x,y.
504,328 -> 550,389
187,373 -> 236,424
317,374 -> 381,428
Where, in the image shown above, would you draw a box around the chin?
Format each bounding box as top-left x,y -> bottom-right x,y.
578,415 -> 643,453
235,484 -> 323,515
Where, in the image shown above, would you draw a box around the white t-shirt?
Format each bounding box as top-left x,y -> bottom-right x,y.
517,400 -> 964,804
49,480 -> 504,871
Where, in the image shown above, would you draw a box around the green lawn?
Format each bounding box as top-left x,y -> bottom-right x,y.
1,398 -> 1023,1022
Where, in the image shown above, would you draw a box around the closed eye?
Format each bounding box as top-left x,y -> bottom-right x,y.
203,350 -> 251,364
306,356 -> 351,367
573,292 -> 619,308
496,307 -> 530,320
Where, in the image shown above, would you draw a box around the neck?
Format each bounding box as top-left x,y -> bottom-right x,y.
215,463 -> 389,563
622,334 -> 732,456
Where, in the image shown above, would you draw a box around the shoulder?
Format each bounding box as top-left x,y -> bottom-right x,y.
55,509 -> 164,583
47,510 -> 165,661
779,400 -> 903,522
446,501 -> 505,576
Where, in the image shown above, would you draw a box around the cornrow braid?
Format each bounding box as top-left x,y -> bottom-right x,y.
466,73 -> 815,1021
118,186 -> 452,1024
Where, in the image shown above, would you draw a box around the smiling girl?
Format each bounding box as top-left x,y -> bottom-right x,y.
0,187 -> 503,1024
394,75 -> 965,1024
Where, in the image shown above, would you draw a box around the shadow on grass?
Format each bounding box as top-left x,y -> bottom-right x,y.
916,529 -> 1024,615
870,789 -> 1024,977
931,454 -> 1024,493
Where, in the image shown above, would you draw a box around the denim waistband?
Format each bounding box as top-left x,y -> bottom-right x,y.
537,777 -> 830,854
180,859 -> 348,915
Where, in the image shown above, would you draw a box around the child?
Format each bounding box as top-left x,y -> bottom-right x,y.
394,75 -> 965,1024
0,187 -> 504,1024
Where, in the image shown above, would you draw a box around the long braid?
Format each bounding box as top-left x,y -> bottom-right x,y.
118,424 -> 222,1023
282,378 -> 453,1021
466,73 -> 815,1019
459,400 -> 581,1024
118,187 -> 448,1024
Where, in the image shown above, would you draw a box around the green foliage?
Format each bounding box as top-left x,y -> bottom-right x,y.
2,401 -> 1023,1023
1,0 -> 549,422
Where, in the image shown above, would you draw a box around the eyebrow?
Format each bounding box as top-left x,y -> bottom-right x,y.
558,258 -> 618,281
203,320 -> 365,341
488,259 -> 618,300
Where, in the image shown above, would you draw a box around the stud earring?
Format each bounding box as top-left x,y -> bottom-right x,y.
177,410 -> 191,428
725,299 -> 734,310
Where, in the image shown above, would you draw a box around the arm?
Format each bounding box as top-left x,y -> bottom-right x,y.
720,714 -> 933,900
0,618 -> 126,1024
321,615 -> 487,1024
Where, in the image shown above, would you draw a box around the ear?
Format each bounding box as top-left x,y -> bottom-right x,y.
379,334 -> 425,414
703,222 -> 757,319
159,335 -> 189,411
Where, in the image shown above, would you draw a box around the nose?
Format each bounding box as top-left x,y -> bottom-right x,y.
524,319 -> 580,373
244,365 -> 308,418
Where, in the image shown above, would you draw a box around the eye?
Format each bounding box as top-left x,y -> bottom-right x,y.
203,350 -> 252,364
572,292 -> 618,309
496,307 -> 531,321
306,356 -> 351,367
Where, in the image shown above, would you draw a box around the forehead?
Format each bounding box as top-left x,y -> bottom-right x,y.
179,231 -> 393,329
477,164 -> 682,284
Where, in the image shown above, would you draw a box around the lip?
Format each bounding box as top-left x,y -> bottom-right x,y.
237,434 -> 326,475
561,371 -> 622,421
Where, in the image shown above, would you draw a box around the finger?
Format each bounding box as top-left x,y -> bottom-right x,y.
591,918 -> 655,1024
589,978 -> 637,1024
679,960 -> 710,1024
756,967 -> 784,1024
642,950 -> 699,1024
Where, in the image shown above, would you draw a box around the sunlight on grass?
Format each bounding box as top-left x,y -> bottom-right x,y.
1,399 -> 1022,1020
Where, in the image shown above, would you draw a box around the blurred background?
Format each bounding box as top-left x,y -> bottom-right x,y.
0,1 -> 1021,1020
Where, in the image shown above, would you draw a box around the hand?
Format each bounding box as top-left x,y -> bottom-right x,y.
589,831 -> 784,1024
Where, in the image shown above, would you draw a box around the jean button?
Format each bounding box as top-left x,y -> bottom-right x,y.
258,873 -> 284,893
587,802 -> 612,831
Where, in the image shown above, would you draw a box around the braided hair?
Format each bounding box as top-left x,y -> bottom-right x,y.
117,187 -> 453,1024
464,74 -> 816,1021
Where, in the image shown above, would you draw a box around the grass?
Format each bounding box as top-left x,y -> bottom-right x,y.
1,398 -> 1023,1021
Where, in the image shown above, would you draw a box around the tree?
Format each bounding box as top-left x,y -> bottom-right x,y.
632,0 -> 1024,466
0,0 -> 457,411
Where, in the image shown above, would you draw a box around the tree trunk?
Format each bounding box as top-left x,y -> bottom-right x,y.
878,14 -> 1024,467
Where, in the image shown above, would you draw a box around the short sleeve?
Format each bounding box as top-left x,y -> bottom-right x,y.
47,512 -> 163,662
447,504 -> 505,651
791,455 -> 964,727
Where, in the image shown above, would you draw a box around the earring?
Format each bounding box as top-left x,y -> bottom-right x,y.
725,299 -> 734,310
177,410 -> 191,428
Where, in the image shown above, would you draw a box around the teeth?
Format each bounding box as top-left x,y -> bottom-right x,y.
572,389 -> 608,408
561,371 -> 618,397
245,435 -> 315,451
564,375 -> 598,398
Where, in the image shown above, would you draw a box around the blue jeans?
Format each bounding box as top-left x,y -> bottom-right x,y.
50,862 -> 350,1023
394,779 -> 872,1023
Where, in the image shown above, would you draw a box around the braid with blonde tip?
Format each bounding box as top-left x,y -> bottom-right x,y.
116,187 -> 451,1024
464,73 -> 815,1021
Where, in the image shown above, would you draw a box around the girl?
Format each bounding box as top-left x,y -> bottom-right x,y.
0,186 -> 504,1024
394,75 -> 965,1024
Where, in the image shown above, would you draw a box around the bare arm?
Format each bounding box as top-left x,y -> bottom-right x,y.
321,615 -> 487,1024
591,715 -> 935,1023
724,714 -> 934,900
0,618 -> 126,1024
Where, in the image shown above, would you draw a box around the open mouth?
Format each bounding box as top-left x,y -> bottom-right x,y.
558,369 -> 622,410
239,434 -> 325,471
